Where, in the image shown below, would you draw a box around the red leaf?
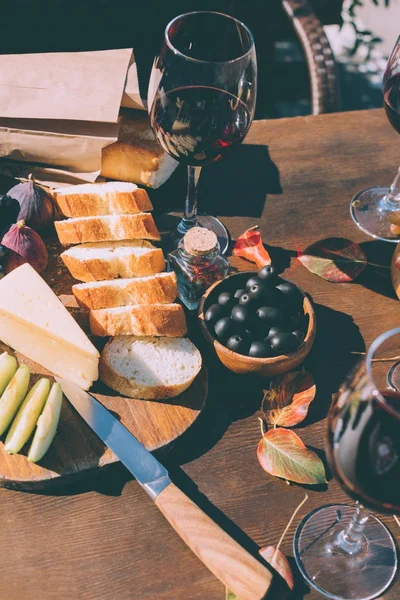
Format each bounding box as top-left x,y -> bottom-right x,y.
262,371 -> 316,427
233,226 -> 272,268
257,428 -> 326,485
298,237 -> 367,282
259,546 -> 295,590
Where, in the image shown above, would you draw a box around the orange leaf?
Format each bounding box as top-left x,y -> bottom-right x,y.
233,226 -> 272,268
257,428 -> 326,485
259,546 -> 294,590
262,371 -> 316,427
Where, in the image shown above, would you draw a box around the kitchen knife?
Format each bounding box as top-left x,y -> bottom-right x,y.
57,378 -> 273,600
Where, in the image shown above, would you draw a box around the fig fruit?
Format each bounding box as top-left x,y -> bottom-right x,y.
8,174 -> 54,231
2,220 -> 48,274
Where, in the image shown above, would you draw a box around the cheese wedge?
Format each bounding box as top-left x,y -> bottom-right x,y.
0,264 -> 99,390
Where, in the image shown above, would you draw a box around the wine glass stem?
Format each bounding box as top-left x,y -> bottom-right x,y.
177,165 -> 202,235
383,166 -> 400,209
336,505 -> 369,555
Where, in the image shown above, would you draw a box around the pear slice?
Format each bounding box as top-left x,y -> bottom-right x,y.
5,378 -> 50,454
0,365 -> 30,436
0,352 -> 18,396
28,382 -> 63,463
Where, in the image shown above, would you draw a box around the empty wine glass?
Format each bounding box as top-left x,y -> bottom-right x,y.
294,328 -> 400,600
147,11 -> 257,253
351,35 -> 400,241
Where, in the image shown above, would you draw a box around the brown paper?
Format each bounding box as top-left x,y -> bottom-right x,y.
0,49 -> 133,122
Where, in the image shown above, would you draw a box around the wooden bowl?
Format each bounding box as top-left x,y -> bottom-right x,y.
198,272 -> 316,377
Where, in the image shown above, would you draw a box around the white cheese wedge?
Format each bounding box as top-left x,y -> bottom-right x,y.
0,264 -> 99,390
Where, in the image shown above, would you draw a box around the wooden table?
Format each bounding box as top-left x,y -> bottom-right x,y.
1,108 -> 400,600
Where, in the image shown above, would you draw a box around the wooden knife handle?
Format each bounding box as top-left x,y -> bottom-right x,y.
155,483 -> 273,600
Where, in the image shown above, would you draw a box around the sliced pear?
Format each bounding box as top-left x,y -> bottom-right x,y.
0,365 -> 30,435
5,378 -> 50,454
0,352 -> 18,396
28,382 -> 63,463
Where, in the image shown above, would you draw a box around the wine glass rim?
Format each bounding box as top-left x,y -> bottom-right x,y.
164,11 -> 255,65
366,327 -> 400,415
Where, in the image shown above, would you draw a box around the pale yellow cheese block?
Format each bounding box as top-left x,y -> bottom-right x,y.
391,243 -> 400,300
0,264 -> 99,390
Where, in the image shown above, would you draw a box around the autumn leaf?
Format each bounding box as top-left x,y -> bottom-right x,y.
259,546 -> 294,591
262,371 -> 316,427
298,237 -> 367,282
257,428 -> 327,485
225,590 -> 238,599
234,226 -> 272,268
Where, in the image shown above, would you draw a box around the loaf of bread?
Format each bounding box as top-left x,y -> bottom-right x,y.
60,240 -> 165,282
55,181 -> 153,217
90,303 -> 187,337
55,213 -> 160,245
99,336 -> 202,399
72,272 -> 178,310
101,111 -> 179,189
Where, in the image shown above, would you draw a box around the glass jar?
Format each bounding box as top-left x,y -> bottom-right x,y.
168,227 -> 230,310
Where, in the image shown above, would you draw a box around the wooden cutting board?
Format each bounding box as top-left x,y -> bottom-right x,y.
0,237 -> 208,491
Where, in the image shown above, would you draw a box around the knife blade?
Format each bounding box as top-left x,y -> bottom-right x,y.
57,378 -> 275,600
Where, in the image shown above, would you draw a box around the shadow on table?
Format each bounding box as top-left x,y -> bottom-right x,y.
357,240 -> 396,300
302,303 -> 366,427
149,143 -> 282,220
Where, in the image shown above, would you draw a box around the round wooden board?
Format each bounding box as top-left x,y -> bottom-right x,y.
0,342 -> 208,491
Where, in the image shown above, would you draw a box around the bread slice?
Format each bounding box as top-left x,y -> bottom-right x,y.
72,272 -> 178,310
55,181 -> 153,217
55,213 -> 160,245
90,303 -> 187,337
99,336 -> 202,399
60,240 -> 165,282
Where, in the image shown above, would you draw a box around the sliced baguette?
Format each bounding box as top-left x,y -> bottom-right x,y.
55,213 -> 160,245
90,303 -> 187,337
55,181 -> 153,217
60,240 -> 165,282
73,272 -> 178,310
99,336 -> 202,399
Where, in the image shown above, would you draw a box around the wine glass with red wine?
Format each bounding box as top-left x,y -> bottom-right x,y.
148,11 -> 257,253
351,36 -> 400,241
294,328 -> 400,600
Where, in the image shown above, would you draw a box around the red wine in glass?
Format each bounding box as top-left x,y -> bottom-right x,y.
328,387 -> 400,515
384,73 -> 400,134
150,85 -> 251,166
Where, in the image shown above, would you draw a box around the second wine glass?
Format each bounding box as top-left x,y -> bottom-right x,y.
148,11 -> 257,253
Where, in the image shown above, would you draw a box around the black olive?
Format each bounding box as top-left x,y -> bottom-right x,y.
0,244 -> 8,260
238,292 -> 255,308
214,317 -> 236,342
249,341 -> 274,358
231,304 -> 249,325
256,306 -> 284,327
258,265 -> 278,284
226,333 -> 250,355
289,311 -> 305,330
248,282 -> 266,303
245,275 -> 261,290
270,332 -> 299,355
218,291 -> 236,309
292,330 -> 305,345
234,288 -> 246,299
276,281 -> 303,310
264,326 -> 286,343
205,303 -> 225,325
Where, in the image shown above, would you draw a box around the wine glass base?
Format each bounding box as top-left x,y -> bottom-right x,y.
293,504 -> 397,600
350,186 -> 400,242
155,212 -> 230,254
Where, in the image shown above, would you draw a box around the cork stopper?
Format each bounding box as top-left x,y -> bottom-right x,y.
183,227 -> 218,256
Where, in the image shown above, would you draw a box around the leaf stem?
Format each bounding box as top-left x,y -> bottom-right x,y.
393,515 -> 400,528
259,417 -> 266,437
351,352 -> 400,362
272,494 -> 309,561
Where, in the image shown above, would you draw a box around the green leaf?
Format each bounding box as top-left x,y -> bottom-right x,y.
226,589 -> 239,600
298,237 -> 367,282
257,428 -> 327,485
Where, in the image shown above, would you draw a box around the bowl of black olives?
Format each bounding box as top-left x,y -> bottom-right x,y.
198,266 -> 316,376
